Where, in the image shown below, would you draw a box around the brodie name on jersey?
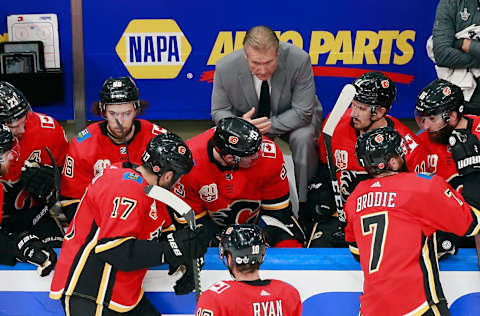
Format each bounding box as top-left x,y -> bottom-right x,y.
253,299 -> 283,316
356,191 -> 397,212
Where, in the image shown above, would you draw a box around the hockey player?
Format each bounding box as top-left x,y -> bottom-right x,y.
415,78 -> 480,261
0,81 -> 68,248
0,124 -> 56,275
345,127 -> 480,316
172,117 -> 304,247
310,72 -> 431,247
50,133 -> 210,315
195,224 -> 302,316
60,76 -> 166,221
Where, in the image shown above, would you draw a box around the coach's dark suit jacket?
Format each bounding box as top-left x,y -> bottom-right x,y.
211,41 -> 322,137
210,41 -> 323,203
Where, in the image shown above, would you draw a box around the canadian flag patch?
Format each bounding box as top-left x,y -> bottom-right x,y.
262,141 -> 277,158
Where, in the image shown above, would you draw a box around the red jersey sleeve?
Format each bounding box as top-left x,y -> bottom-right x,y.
410,174 -> 480,237
61,131 -> 95,199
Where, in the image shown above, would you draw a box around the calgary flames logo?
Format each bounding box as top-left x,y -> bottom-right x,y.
228,136 -> 239,144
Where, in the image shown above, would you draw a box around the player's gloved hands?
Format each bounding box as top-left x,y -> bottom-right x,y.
21,161 -> 56,202
15,232 -> 57,276
160,226 -> 209,270
339,170 -> 369,203
436,232 -> 458,260
168,257 -> 205,295
449,129 -> 480,176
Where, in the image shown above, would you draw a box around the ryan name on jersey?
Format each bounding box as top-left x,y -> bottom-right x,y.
355,191 -> 397,213
253,299 -> 283,316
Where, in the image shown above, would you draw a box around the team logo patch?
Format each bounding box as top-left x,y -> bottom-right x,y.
178,145 -> 186,155
374,134 -> 384,144
120,146 -> 127,155
122,172 -> 143,184
75,128 -> 91,143
377,162 -> 385,170
152,165 -> 161,173
149,201 -> 158,220
381,79 -> 389,88
335,149 -> 348,170
228,136 -> 239,144
199,183 -> 218,202
442,87 -> 451,96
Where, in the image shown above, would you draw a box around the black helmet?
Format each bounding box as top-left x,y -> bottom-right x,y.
415,79 -> 464,118
213,117 -> 262,157
0,124 -> 14,154
142,133 -> 193,182
355,126 -> 405,175
0,81 -> 31,123
99,76 -> 140,112
352,72 -> 396,111
219,224 -> 266,266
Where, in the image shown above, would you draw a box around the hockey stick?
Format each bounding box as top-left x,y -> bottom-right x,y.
44,146 -> 65,236
322,84 -> 356,228
144,184 -> 202,301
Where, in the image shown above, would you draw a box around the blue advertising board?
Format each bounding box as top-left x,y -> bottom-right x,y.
0,248 -> 478,316
82,0 -> 439,121
1,1 -> 440,121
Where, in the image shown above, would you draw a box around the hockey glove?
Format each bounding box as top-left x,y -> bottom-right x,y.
339,170 -> 369,204
21,161 -> 56,202
160,226 -> 209,271
449,129 -> 480,176
16,232 -> 57,276
168,257 -> 205,295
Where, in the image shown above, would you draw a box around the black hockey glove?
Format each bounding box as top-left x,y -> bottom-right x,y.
339,170 -> 369,203
15,232 -> 57,276
168,257 -> 205,295
449,129 -> 480,176
304,180 -> 336,224
436,231 -> 458,260
21,161 -> 56,203
160,226 -> 209,271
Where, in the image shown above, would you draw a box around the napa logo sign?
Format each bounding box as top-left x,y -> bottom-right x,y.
115,19 -> 191,79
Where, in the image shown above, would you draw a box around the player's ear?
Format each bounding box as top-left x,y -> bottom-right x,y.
388,156 -> 403,171
373,106 -> 387,119
158,170 -> 174,187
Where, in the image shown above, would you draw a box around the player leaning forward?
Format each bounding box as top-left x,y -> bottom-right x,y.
345,127 -> 480,316
50,133 -> 210,316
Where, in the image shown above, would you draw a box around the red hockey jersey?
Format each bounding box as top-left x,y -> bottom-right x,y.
318,109 -> 432,182
50,164 -> 173,312
1,111 -> 68,213
173,128 -> 290,227
61,119 -> 166,199
196,279 -> 302,316
344,173 -> 480,316
417,115 -> 480,192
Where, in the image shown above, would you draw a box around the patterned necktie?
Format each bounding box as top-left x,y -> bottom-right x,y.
258,80 -> 270,118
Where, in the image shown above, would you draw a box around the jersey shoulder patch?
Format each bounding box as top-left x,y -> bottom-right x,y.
75,128 -> 92,143
416,172 -> 433,180
207,281 -> 230,294
262,140 -> 277,158
122,172 -> 144,184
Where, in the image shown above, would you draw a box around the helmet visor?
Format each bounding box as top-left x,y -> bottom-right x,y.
414,109 -> 448,132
